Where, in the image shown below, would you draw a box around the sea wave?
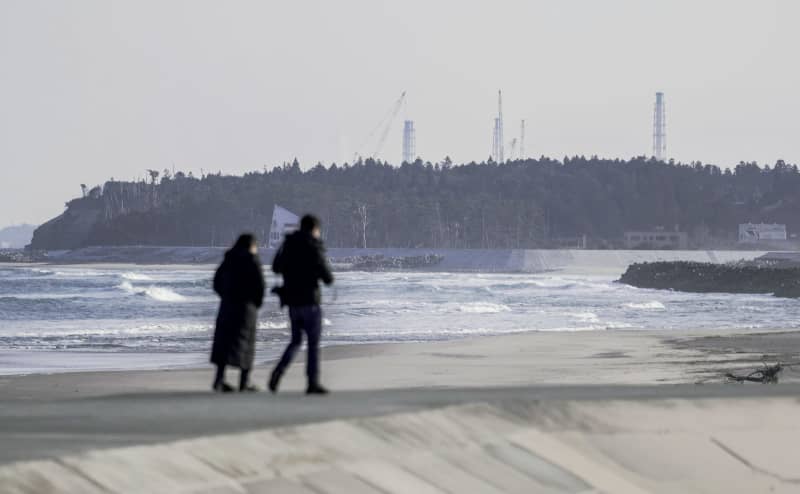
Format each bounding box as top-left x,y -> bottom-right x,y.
258,318 -> 333,330
30,268 -> 55,276
623,301 -> 666,310
8,322 -> 211,338
258,320 -> 288,330
120,272 -> 153,281
488,277 -> 616,292
454,302 -> 511,314
570,311 -> 601,322
117,281 -> 186,302
53,269 -> 111,278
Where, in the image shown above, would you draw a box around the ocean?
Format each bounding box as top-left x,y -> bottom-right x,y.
1,264 -> 798,375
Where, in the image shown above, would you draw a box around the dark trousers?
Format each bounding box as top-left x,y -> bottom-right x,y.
273,305 -> 322,385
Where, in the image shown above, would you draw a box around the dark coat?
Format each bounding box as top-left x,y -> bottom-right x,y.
272,231 -> 334,307
210,249 -> 265,369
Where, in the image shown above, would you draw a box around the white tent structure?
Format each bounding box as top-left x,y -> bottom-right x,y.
268,205 -> 300,248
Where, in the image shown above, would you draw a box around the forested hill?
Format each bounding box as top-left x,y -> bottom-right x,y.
29,156 -> 800,250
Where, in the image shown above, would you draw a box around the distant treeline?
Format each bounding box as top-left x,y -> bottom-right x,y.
30,156 -> 800,250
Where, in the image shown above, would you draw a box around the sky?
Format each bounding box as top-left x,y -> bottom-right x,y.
1,0 -> 799,226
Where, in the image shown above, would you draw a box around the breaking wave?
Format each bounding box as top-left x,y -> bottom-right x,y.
454,302 -> 511,314
623,301 -> 666,310
117,281 -> 186,302
120,272 -> 153,281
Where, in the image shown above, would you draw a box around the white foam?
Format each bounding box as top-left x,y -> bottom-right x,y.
455,302 -> 511,314
142,286 -> 185,302
259,321 -> 288,330
117,280 -> 135,293
571,312 -> 601,323
11,322 -> 210,337
117,281 -> 185,302
53,269 -> 108,277
120,272 -> 153,281
258,318 -> 333,330
624,301 -> 666,310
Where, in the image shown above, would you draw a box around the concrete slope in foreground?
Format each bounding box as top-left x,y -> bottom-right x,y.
1,395 -> 799,494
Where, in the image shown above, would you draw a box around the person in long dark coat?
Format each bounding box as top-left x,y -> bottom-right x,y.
210,233 -> 265,392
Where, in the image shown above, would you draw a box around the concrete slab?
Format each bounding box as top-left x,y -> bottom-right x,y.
485,441 -> 591,493
243,477 -> 317,494
300,468 -> 386,494
399,452 -> 507,494
177,429 -> 328,480
0,460 -> 106,494
3,394 -> 800,493
509,429 -> 649,494
340,459 -> 445,494
60,445 -> 243,494
439,448 -> 565,494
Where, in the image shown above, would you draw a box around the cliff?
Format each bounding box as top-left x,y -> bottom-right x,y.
29,198 -> 104,250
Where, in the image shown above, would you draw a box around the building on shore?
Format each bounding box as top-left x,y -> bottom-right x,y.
738,223 -> 787,243
268,205 -> 300,248
624,229 -> 688,250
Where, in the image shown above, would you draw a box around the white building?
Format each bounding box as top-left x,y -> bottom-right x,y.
624,230 -> 688,250
268,205 -> 299,248
738,223 -> 787,242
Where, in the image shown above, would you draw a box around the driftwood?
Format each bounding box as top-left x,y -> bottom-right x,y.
724,360 -> 800,384
726,363 -> 783,384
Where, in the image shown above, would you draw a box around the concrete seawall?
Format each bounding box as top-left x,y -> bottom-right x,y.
328,248 -> 767,274
46,247 -> 767,274
3,395 -> 798,494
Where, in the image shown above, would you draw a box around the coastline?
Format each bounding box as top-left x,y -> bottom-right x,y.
4,327 -> 800,402
12,247 -> 769,273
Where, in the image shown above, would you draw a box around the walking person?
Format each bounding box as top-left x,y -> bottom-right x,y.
211,233 -> 265,392
269,214 -> 334,394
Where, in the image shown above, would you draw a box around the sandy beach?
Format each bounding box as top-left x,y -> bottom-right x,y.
2,327 -> 800,494
4,327 -> 799,402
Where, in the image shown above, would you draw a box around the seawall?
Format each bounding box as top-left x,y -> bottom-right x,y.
43,247 -> 768,274
3,393 -> 799,494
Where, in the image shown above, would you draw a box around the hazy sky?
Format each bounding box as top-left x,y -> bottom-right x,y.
1,0 -> 799,226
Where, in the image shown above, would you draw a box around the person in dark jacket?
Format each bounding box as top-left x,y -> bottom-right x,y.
269,214 -> 334,394
211,233 -> 265,392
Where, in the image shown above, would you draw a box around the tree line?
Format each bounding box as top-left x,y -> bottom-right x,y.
40,156 -> 800,249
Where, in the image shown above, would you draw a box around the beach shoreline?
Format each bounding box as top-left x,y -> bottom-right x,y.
3,327 -> 800,402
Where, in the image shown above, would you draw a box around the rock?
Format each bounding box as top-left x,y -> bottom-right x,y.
618,261 -> 800,298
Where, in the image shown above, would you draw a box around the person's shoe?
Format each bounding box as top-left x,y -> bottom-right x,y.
268,371 -> 281,394
213,382 -> 236,393
306,383 -> 329,395
240,384 -> 260,393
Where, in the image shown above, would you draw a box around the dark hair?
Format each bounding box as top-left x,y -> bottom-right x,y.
232,233 -> 256,252
300,214 -> 321,232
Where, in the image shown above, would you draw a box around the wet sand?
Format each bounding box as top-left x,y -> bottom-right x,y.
3,328 -> 800,402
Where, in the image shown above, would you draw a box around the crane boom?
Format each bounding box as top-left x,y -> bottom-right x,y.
371,91 -> 406,159
353,91 -> 406,163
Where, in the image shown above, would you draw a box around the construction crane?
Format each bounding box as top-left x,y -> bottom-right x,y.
509,138 -> 518,161
353,91 -> 406,163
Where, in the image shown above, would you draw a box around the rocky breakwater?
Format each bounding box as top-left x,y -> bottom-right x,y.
619,261 -> 800,298
0,249 -> 48,263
